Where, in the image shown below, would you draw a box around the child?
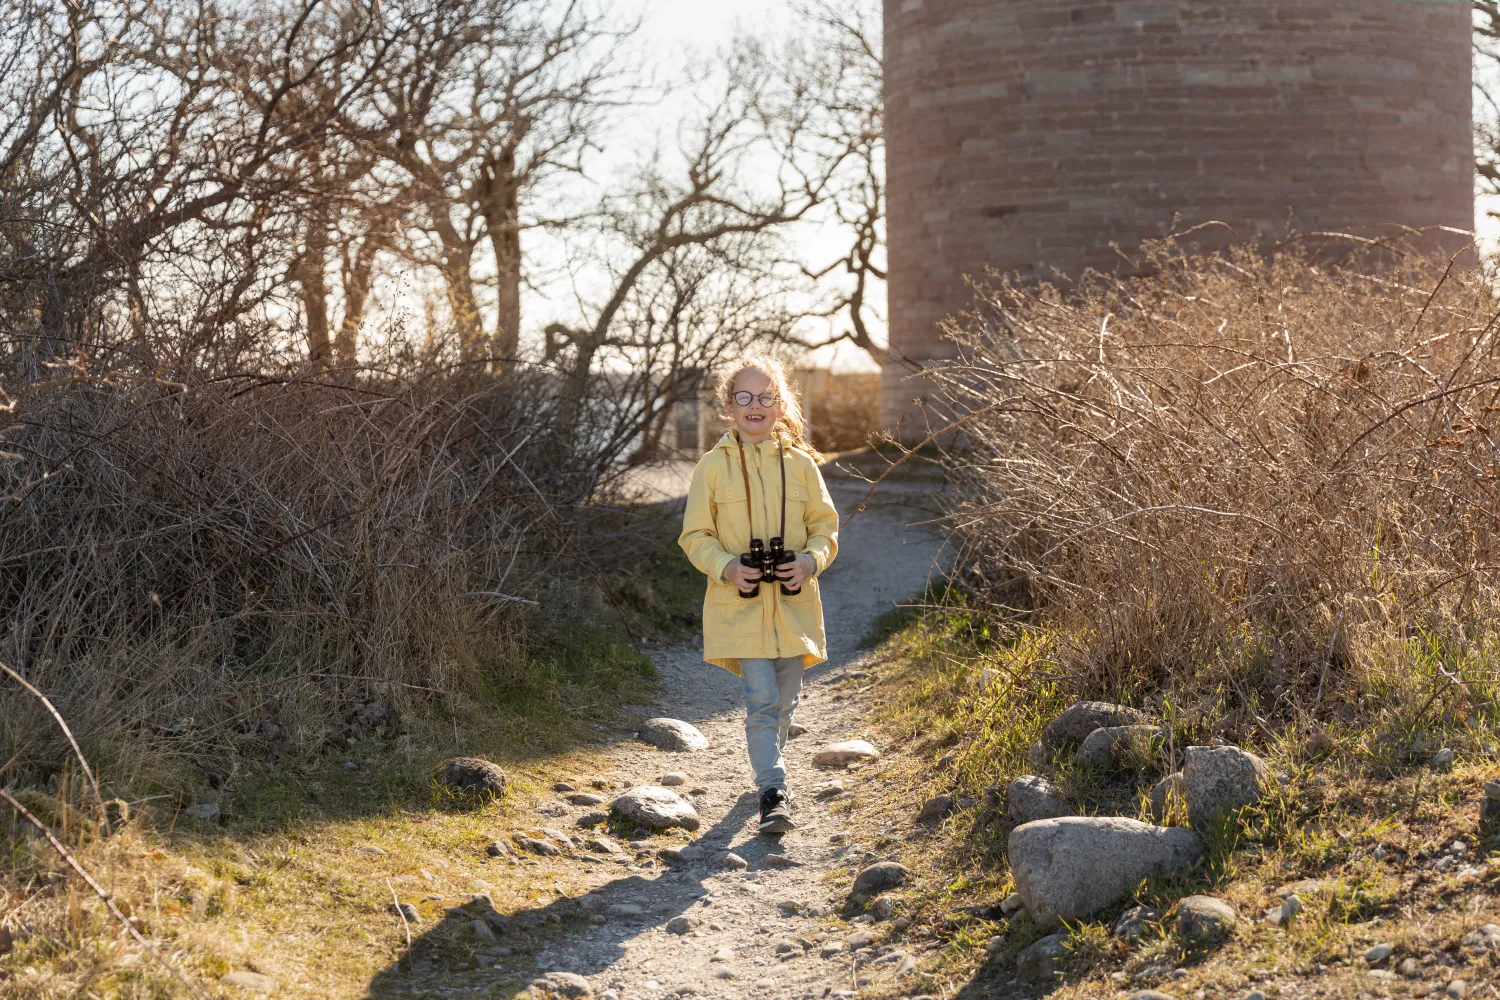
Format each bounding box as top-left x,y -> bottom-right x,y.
679,354 -> 840,834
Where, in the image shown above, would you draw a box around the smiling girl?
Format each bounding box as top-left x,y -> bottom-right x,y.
678,354 -> 840,834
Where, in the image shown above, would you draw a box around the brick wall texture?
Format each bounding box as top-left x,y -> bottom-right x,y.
882,0 -> 1474,432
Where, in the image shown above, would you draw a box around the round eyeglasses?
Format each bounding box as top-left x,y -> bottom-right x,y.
733,391 -> 779,407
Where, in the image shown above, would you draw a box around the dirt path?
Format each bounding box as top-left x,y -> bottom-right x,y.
370,470 -> 949,999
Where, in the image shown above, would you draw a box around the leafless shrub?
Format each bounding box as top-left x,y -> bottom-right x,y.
0,366 -> 603,790
934,235 -> 1500,724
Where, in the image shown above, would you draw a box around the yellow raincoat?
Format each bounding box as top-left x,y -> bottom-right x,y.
679,431 -> 839,674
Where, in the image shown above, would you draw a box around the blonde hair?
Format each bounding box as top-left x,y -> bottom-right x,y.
715,353 -> 824,463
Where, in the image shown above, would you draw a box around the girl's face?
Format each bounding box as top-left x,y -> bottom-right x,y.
728,368 -> 784,444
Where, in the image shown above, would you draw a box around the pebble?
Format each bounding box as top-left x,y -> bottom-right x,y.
1365,942 -> 1393,964
1433,748 -> 1455,769
1484,779 -> 1500,801
666,915 -> 698,935
568,793 -> 606,806
712,947 -> 734,962
554,781 -> 577,792
765,853 -> 800,869
723,852 -> 748,870
486,840 -> 511,857
820,941 -> 844,958
576,811 -> 609,828
713,968 -> 734,980
391,902 -> 419,922
1448,981 -> 1468,998
1244,993 -> 1266,1000
356,845 -> 385,856
660,772 -> 689,786
775,939 -> 799,954
813,780 -> 845,799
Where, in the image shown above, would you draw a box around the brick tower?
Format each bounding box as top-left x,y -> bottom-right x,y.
882,0 -> 1474,434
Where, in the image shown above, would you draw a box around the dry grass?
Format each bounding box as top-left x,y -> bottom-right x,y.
931,238 -> 1500,741
0,368 -> 637,795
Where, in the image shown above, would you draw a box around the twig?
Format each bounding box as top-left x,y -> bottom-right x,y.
0,788 -> 210,999
389,878 -> 412,950
0,660 -> 100,803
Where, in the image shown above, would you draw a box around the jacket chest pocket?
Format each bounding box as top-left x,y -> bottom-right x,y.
782,485 -> 809,549
714,483 -> 751,552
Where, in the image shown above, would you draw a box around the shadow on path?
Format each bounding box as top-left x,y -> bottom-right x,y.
361,790 -> 818,998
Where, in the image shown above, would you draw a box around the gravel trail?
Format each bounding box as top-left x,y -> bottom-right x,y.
372,469 -> 948,1000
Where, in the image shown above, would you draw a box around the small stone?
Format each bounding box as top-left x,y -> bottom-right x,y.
1399,958 -> 1421,976
188,802 -> 221,821
1447,980 -> 1468,998
486,840 -> 511,857
1023,742 -> 1048,770
1373,845 -> 1389,861
896,954 -> 918,975
775,939 -> 799,954
1042,701 -> 1148,747
788,723 -> 808,739
712,947 -> 734,962
723,852 -> 748,870
1364,942 -> 1394,964
1264,893 -> 1302,926
1483,779 -> 1500,801
585,836 -> 622,856
469,918 -> 497,943
638,718 -> 709,752
604,903 -> 643,918
437,756 -> 511,801
869,896 -> 897,921
915,794 -> 954,823
1182,745 -> 1270,829
814,780 -> 844,799
539,972 -> 593,998
1113,905 -> 1158,942
713,968 -> 733,980
666,915 -> 698,935
221,971 -> 277,992
1482,797 -> 1500,835
576,811 -> 609,828
1075,725 -> 1162,769
1016,932 -> 1068,981
1176,895 -> 1237,944
659,772 -> 688,786
812,740 -> 880,767
850,862 -> 910,903
847,930 -> 875,950
590,778 -> 610,789
554,781 -> 577,793
391,901 -> 420,922
1148,772 -> 1187,824
1000,892 -> 1025,916
1460,923 -> 1500,950
568,793 -> 606,806
765,853 -> 799,869
343,760 -> 358,771
1432,748 -> 1455,770
1008,775 -> 1075,824
1366,969 -> 1396,981
356,844 -> 385,856
1273,878 -> 1327,898
820,941 -> 845,958
660,844 -> 704,863
610,786 -> 701,832
891,916 -> 910,932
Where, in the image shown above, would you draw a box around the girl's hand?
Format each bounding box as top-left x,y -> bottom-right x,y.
723,559 -> 762,594
776,552 -> 815,590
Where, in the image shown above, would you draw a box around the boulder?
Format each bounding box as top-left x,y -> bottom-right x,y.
1042,702 -> 1147,748
1007,775 -> 1075,824
1182,745 -> 1270,828
1075,725 -> 1162,770
1016,932 -> 1069,981
437,756 -> 510,801
813,740 -> 880,767
638,719 -> 709,752
1148,772 -> 1187,824
1176,895 -> 1237,944
850,862 -> 911,903
609,786 -> 701,832
1008,817 -> 1202,928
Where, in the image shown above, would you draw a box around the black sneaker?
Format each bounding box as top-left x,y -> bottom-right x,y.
758,787 -> 795,834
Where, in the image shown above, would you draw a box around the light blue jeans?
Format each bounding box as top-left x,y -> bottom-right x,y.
741,656 -> 804,792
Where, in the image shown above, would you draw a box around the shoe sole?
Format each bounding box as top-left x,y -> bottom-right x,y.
759,813 -> 796,835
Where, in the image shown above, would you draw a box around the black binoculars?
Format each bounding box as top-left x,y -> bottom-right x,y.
737,536 -> 801,598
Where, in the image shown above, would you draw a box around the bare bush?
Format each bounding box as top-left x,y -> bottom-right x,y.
0,369 -> 604,789
935,237 -> 1500,724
